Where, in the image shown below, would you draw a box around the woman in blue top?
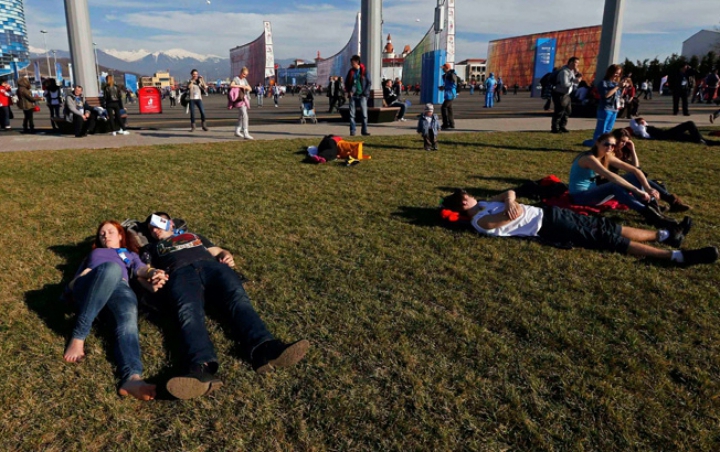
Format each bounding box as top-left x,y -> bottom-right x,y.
569,133 -> 680,228
65,221 -> 168,400
592,64 -> 623,141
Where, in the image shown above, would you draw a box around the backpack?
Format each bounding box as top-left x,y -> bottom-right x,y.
180,92 -> 189,107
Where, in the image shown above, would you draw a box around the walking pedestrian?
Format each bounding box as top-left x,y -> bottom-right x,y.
272,84 -> 281,107
230,67 -> 253,139
670,64 -> 694,116
187,69 -> 209,132
256,83 -> 265,107
551,56 -> 580,134
344,54 -> 372,136
16,77 -> 37,134
485,73 -> 496,108
591,64 -> 622,141
101,75 -> 129,136
44,78 -> 62,132
0,78 -> 14,130
439,63 -> 458,130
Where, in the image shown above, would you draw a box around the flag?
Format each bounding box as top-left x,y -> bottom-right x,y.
55,63 -> 64,83
34,61 -> 41,82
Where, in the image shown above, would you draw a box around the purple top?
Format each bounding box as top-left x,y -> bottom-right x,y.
75,248 -> 146,281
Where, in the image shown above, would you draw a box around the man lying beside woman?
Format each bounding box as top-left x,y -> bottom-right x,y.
63,217 -> 308,401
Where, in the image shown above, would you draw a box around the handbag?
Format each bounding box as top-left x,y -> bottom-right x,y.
33,105 -> 41,112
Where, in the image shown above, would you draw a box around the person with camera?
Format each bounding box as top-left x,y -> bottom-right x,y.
590,64 -> 623,141
187,69 -> 209,132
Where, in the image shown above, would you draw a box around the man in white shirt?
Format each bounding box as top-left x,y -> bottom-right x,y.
628,118 -> 720,145
441,189 -> 717,266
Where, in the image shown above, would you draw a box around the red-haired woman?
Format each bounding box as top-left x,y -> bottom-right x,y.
65,221 -> 167,400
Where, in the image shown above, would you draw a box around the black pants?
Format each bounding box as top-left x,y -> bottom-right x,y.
106,101 -> 122,132
538,206 -> 630,253
22,109 -> 34,132
169,96 -> 176,107
647,122 -> 719,145
551,92 -> 572,131
73,112 -> 97,137
328,96 -> 337,112
422,130 -> 437,149
441,99 -> 454,128
672,91 -> 689,115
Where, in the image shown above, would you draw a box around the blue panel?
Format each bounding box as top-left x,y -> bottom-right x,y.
531,38 -> 556,98
421,49 -> 445,105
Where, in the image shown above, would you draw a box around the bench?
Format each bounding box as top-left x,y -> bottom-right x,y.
338,106 -> 402,123
51,97 -> 128,134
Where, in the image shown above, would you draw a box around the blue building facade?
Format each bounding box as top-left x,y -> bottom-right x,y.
0,0 -> 30,78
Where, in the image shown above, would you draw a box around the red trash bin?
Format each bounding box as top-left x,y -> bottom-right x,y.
138,87 -> 163,114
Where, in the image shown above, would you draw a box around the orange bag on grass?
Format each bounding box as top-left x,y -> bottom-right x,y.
336,140 -> 371,160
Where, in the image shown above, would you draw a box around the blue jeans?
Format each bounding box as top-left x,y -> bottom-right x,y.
72,262 -> 142,382
485,92 -> 494,108
189,99 -> 206,124
165,261 -> 274,369
593,108 -> 618,141
570,173 -> 647,212
349,95 -> 368,134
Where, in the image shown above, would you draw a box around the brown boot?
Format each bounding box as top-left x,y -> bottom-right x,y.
190,123 -> 196,132
201,121 -> 209,131
668,194 -> 691,212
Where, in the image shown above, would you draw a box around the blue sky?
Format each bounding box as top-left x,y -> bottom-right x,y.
22,0 -> 720,63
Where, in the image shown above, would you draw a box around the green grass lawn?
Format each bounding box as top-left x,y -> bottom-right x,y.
1,131 -> 719,451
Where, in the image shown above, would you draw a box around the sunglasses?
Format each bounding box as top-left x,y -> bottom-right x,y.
602,142 -> 617,148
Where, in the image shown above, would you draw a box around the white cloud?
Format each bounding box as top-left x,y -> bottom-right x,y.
20,0 -> 720,63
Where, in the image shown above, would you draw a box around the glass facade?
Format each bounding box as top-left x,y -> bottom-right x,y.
0,0 -> 30,77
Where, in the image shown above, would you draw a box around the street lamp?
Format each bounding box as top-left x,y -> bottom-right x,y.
40,30 -> 50,81
52,50 -> 57,79
92,42 -> 100,90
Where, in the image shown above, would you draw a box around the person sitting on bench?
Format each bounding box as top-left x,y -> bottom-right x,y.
441,188 -> 717,267
65,85 -> 98,137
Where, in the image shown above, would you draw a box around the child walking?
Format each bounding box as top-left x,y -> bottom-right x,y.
417,103 -> 440,151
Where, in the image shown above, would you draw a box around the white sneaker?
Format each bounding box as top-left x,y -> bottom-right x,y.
398,118 -> 407,122
119,129 -> 130,135
112,131 -> 117,136
244,132 -> 254,140
235,127 -> 243,137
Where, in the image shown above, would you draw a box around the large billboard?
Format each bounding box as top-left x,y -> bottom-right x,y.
316,13 -> 360,87
230,21 -> 275,86
401,26 -> 434,87
486,25 -> 602,89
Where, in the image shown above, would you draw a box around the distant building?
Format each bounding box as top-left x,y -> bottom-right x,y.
456,59 -> 486,83
0,0 -> 30,78
682,30 -> 720,59
487,25 -> 602,91
140,71 -> 176,88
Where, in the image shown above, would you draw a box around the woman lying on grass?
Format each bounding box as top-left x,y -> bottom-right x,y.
64,221 -> 168,401
568,132 -> 680,229
441,189 -> 718,266
609,128 -> 691,212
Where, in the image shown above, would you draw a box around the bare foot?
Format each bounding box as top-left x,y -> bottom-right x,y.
63,338 -> 85,363
119,375 -> 156,401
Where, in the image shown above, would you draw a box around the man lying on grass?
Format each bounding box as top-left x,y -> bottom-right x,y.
145,212 -> 310,400
441,189 -> 718,266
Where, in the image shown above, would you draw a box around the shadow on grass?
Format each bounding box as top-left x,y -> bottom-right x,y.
436,185 -> 507,200
440,141 -> 578,153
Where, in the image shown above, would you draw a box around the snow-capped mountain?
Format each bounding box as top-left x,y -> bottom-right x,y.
103,48 -> 224,63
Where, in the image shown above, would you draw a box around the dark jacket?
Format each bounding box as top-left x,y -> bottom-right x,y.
345,63 -> 372,97
102,85 -> 124,109
670,68 -> 697,94
16,78 -> 36,111
383,85 -> 399,105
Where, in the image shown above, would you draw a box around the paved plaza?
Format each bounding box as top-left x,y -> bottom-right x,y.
2,92 -> 718,153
